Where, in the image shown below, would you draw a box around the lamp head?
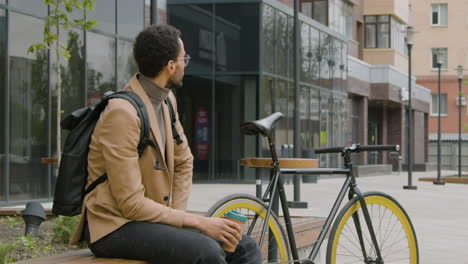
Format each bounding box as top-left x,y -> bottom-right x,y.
435,48 -> 444,66
405,26 -> 415,45
456,65 -> 464,80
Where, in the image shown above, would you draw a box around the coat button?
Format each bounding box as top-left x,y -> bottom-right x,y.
163,196 -> 169,201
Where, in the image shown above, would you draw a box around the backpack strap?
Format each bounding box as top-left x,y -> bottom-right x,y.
106,91 -> 155,157
165,96 -> 183,145
83,91 -> 154,197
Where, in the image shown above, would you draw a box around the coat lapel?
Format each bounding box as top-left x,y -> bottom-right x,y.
126,74 -> 166,165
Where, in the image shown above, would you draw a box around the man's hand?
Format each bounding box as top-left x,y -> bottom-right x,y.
183,214 -> 242,249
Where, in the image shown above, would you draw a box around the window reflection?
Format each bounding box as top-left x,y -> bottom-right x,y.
88,0 -> 116,34
263,5 -> 275,74
118,0 -> 144,39
0,9 -> 5,201
87,32 -> 116,105
8,0 -> 47,17
276,11 -> 288,77
300,22 -> 310,82
168,4 -> 213,74
9,12 -> 48,200
117,40 -> 138,89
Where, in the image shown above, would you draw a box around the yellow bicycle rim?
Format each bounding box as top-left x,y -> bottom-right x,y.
211,199 -> 289,262
330,195 -> 418,264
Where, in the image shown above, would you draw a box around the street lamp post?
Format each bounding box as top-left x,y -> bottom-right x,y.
404,26 -> 417,190
456,65 -> 464,178
434,48 -> 445,185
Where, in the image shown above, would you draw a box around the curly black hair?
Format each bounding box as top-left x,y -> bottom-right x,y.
133,24 -> 181,78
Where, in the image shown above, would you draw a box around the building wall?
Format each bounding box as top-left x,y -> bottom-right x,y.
412,0 -> 468,77
412,0 -> 468,135
363,49 -> 408,73
418,78 -> 468,134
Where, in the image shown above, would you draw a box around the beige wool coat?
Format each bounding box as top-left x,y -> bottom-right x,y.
70,74 -> 194,244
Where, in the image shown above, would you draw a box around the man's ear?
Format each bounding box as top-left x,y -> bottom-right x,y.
167,60 -> 176,74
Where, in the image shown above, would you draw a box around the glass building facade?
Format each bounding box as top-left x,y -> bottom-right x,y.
168,0 -> 348,182
0,0 -> 146,204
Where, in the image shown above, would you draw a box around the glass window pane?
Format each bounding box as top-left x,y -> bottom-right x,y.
310,89 -> 320,149
313,0 -> 327,25
9,0 -> 47,17
276,11 -> 288,77
300,22 -> 310,82
263,5 -> 275,74
275,79 -> 288,146
0,9 -> 5,201
301,2 -> 312,18
310,27 -> 320,86
118,0 -> 144,39
9,12 -> 49,200
87,32 -> 116,105
441,94 -> 447,114
432,10 -> 438,25
88,0 -> 116,34
378,15 -> 389,22
440,4 -> 448,25
299,86 -> 310,152
365,15 -> 376,23
168,4 -> 213,74
117,39 -> 138,89
214,4 -> 259,72
287,16 -> 294,78
378,24 -> 389,48
365,24 -> 376,48
320,32 -> 331,88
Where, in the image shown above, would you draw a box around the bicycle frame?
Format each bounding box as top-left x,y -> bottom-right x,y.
258,135 -> 384,263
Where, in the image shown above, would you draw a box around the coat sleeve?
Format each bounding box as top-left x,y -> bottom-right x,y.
95,98 -> 185,227
168,92 -> 194,210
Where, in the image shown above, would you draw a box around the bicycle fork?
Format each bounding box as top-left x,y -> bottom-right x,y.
349,182 -> 384,264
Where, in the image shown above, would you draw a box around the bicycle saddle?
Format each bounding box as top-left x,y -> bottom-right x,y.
240,112 -> 284,137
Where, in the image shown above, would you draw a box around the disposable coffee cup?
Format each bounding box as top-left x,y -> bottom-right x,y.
222,210 -> 247,252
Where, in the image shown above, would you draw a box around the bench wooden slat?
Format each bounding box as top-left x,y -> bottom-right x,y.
14,249 -> 147,264
240,158 -> 318,168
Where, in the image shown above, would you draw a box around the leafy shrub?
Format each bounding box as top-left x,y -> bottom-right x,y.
51,216 -> 81,244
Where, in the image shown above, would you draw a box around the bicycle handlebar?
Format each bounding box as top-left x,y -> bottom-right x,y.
314,144 -> 400,154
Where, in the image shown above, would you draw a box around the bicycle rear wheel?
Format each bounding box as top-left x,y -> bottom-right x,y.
327,192 -> 418,264
206,194 -> 291,263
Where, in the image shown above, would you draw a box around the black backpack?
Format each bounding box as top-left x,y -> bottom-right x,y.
52,90 -> 183,216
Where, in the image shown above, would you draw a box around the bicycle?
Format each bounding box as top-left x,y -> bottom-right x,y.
206,112 -> 419,264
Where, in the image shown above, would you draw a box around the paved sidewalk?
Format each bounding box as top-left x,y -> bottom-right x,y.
188,170 -> 468,264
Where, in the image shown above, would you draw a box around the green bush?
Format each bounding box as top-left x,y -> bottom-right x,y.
51,216 -> 81,244
0,242 -> 16,264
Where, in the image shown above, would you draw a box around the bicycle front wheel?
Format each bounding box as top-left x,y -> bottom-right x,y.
206,194 -> 291,263
327,192 -> 418,264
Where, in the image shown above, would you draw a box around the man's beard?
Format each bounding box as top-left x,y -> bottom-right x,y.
167,76 -> 183,89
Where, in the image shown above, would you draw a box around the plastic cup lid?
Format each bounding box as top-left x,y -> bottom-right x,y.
225,210 -> 247,222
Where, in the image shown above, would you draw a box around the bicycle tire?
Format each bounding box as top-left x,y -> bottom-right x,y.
206,194 -> 291,263
326,192 -> 419,264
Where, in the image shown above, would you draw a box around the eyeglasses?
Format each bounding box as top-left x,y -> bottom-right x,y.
176,54 -> 191,67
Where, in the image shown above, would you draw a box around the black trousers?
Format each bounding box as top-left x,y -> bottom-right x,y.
86,221 -> 262,264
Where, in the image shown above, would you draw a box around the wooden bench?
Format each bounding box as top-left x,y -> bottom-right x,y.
14,216 -> 325,264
